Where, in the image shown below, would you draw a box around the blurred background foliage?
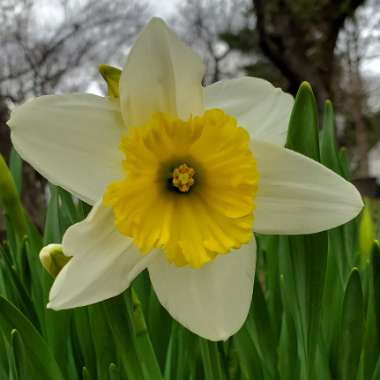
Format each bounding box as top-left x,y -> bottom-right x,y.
0,0 -> 380,233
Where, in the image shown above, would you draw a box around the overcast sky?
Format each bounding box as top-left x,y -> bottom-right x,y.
147,0 -> 182,20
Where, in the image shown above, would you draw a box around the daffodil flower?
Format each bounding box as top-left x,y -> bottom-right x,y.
8,18 -> 363,341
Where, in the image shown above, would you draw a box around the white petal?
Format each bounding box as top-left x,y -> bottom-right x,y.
148,239 -> 256,341
252,140 -> 363,234
204,77 -> 293,146
48,202 -> 156,310
120,17 -> 204,126
9,94 -> 124,205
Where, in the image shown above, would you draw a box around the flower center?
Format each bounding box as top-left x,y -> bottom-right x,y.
172,163 -> 195,192
103,109 -> 259,268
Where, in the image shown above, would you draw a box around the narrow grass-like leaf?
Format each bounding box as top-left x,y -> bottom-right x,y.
320,100 -> 341,174
0,328 -> 9,379
278,312 -> 299,380
338,148 -> 351,181
286,81 -> 320,159
72,309 -> 97,378
259,235 -> 282,341
82,367 -> 90,380
43,185 -> 64,245
88,304 -> 118,380
0,297 -> 64,380
0,245 -> 40,330
371,355 -> 380,380
9,148 -> 22,195
337,269 -> 364,380
199,339 -> 226,380
10,329 -> 28,380
103,295 -> 146,379
362,242 -> 380,380
359,202 -> 375,266
285,82 -> 328,377
164,322 -> 200,380
127,289 -> 163,379
109,363 -> 122,380
0,154 -> 28,244
238,278 -> 278,379
144,280 -> 172,371
372,241 -> 380,347
7,333 -> 19,380
233,326 -> 263,380
57,188 -> 81,225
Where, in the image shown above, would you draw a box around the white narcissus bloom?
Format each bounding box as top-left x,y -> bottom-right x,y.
8,18 -> 363,341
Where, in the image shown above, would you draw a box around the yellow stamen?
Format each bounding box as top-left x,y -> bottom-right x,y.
172,163 -> 195,192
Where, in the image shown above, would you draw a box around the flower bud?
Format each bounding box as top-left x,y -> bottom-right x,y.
39,244 -> 71,278
98,64 -> 121,98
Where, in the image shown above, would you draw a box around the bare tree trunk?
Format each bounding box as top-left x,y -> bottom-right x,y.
347,17 -> 370,177
353,104 -> 370,177
252,0 -> 365,118
0,98 -> 11,159
351,67 -> 369,176
0,98 -> 10,240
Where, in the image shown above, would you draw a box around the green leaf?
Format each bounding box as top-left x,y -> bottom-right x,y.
0,154 -> 28,242
7,334 -> 19,380
361,241 -> 380,380
199,339 -> 226,380
320,100 -> 341,174
371,354 -> 380,380
72,309 -> 97,378
109,363 -> 121,380
0,296 -> 64,380
286,81 -> 320,161
337,269 -> 364,380
9,148 -> 23,195
143,275 -> 172,371
358,201 -> 375,266
10,329 -> 28,380
164,323 -> 199,380
57,188 -> 81,225
233,325 -> 263,380
82,367 -> 90,380
236,278 -> 278,379
88,304 -> 118,379
0,245 -> 40,330
278,313 -> 299,380
284,82 -> 328,377
338,148 -> 351,181
44,308 -> 73,378
102,295 -> 146,379
259,235 -> 282,341
43,185 -> 64,245
127,289 -> 163,379
372,241 -> 380,347
0,329 -> 9,379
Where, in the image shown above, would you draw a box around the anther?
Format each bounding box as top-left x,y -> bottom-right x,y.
172,163 -> 195,192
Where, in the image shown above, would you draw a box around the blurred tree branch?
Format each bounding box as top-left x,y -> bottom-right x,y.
174,0 -> 251,84
0,0 -> 149,229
